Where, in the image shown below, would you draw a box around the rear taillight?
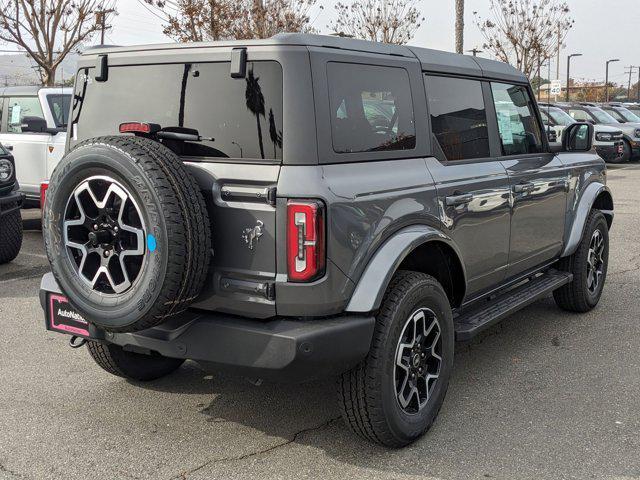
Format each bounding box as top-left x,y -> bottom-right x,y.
287,200 -> 325,282
40,181 -> 49,208
119,122 -> 160,135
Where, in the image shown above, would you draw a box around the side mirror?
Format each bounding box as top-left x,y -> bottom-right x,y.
562,122 -> 593,152
547,128 -> 558,143
20,116 -> 48,133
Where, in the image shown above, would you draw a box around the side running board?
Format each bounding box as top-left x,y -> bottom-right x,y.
454,269 -> 573,341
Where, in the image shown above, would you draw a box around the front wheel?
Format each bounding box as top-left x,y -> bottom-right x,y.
0,206 -> 23,264
338,271 -> 455,447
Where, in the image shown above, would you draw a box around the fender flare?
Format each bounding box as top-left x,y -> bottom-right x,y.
345,225 -> 466,313
561,182 -> 613,258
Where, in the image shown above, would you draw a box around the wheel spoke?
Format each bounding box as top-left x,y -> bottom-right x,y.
63,176 -> 146,295
394,307 -> 443,415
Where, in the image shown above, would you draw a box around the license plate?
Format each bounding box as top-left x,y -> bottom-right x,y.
47,294 -> 90,337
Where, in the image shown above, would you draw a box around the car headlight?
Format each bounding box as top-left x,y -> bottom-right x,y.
595,132 -> 613,142
0,159 -> 14,183
634,128 -> 640,139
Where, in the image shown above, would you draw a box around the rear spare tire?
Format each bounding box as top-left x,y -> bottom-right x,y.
43,136 -> 211,332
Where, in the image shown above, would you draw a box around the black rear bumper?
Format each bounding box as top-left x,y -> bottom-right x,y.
40,273 -> 375,382
0,188 -> 23,217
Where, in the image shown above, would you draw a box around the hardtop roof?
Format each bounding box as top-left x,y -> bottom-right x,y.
0,85 -> 72,96
82,33 -> 527,84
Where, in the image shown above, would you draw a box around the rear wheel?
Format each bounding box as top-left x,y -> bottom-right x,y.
0,206 -> 23,264
338,271 -> 454,447
86,341 -> 185,381
554,210 -> 609,312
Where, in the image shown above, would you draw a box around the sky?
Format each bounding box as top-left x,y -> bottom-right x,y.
3,0 -> 640,86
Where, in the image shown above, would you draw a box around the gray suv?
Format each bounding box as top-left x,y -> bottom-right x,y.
40,34 -> 614,447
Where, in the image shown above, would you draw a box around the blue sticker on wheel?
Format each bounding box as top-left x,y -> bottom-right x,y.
147,234 -> 157,253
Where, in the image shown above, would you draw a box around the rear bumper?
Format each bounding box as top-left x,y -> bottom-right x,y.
0,187 -> 24,217
39,273 -> 375,382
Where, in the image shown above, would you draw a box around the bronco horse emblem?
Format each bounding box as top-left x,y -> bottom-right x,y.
242,220 -> 264,250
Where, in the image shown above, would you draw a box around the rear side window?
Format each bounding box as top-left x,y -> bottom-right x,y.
71,61 -> 283,160
6,96 -> 44,133
491,82 -> 543,156
426,76 -> 490,161
47,94 -> 71,128
327,63 -> 416,154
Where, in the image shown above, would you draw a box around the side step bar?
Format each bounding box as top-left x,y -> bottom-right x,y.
454,269 -> 573,341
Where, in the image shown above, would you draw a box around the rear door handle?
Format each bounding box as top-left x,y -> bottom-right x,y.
445,193 -> 474,206
513,182 -> 535,194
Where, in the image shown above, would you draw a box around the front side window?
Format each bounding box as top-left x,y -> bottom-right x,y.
426,75 -> 490,161
617,108 -> 640,123
6,96 -> 44,133
589,107 -> 618,124
491,82 -> 543,156
327,63 -> 416,154
71,61 -> 283,160
548,108 -> 575,126
47,94 -> 71,128
568,109 -> 592,122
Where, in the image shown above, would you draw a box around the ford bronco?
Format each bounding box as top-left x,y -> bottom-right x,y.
40,34 -> 613,447
0,86 -> 72,207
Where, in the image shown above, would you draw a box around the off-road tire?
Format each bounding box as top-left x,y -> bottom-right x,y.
338,271 -> 455,448
86,341 -> 185,381
44,136 -> 211,332
0,206 -> 23,264
554,210 -> 609,312
620,139 -> 632,163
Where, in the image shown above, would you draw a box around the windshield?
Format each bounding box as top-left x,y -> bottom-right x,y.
617,107 -> 640,123
548,108 -> 575,126
46,94 -> 72,128
589,107 -> 619,124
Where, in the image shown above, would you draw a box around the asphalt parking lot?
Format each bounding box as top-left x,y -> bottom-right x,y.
1,165 -> 639,480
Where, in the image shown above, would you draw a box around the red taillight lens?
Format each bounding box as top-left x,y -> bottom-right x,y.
40,181 -> 49,208
119,122 -> 160,134
287,200 -> 325,282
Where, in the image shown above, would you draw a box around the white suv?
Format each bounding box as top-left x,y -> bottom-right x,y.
0,86 -> 71,206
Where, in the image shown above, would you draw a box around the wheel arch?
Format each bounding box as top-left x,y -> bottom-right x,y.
345,225 -> 467,313
562,182 -> 613,258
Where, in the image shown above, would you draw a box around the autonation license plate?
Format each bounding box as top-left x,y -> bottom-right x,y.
47,294 -> 90,337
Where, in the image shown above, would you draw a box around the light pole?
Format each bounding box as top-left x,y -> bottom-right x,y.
605,58 -> 620,102
566,53 -> 582,102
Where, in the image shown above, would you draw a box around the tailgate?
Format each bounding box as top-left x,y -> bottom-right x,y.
186,162 -> 280,318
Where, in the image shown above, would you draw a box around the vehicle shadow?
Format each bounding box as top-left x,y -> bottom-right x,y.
126,296 -> 587,477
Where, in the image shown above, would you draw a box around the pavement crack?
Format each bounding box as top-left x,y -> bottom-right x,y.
173,417 -> 341,479
0,461 -> 30,479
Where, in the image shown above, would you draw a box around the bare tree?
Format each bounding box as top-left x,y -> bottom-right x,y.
329,0 -> 425,45
0,0 -> 116,86
455,0 -> 464,54
473,0 -> 573,77
147,0 -> 318,42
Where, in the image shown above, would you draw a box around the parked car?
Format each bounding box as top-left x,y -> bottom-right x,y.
0,86 -> 72,207
624,103 -> 640,115
0,142 -> 23,263
539,103 -> 624,162
39,34 -> 613,447
556,102 -> 640,161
